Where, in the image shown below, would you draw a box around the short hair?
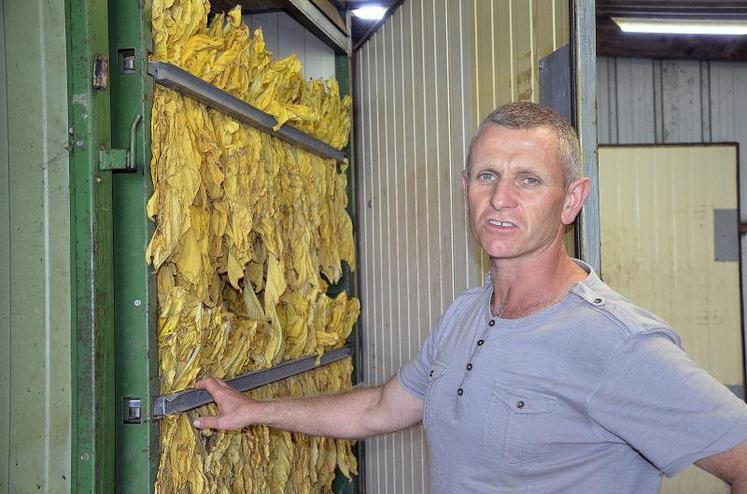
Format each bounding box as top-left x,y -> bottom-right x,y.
466,101 -> 582,187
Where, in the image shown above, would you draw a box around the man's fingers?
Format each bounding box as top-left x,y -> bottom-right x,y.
193,414 -> 221,430
194,378 -> 231,395
194,378 -> 214,390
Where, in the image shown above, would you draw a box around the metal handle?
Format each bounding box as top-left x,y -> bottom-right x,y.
126,113 -> 142,171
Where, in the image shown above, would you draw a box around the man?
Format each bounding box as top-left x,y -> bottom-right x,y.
194,102 -> 747,493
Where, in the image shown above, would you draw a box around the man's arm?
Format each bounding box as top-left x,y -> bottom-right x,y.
192,375 -> 423,439
696,440 -> 747,493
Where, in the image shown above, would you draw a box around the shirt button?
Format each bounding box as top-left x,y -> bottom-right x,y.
466,363 -> 473,371
477,339 -> 485,346
516,400 -> 525,409
593,297 -> 603,304
488,320 -> 495,327
429,370 -> 434,377
457,388 -> 464,396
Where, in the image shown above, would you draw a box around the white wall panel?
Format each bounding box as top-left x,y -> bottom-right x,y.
355,1 -> 567,491
355,1 -> 477,491
244,12 -> 335,79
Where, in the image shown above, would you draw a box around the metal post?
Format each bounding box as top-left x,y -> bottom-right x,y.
571,0 -> 601,275
66,0 -> 116,490
108,0 -> 160,492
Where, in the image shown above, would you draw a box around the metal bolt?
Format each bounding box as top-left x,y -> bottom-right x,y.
95,177 -> 102,184
133,299 -> 142,307
80,452 -> 90,461
76,140 -> 84,148
68,127 -> 74,135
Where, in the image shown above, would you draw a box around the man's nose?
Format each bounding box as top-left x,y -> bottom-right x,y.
490,179 -> 518,210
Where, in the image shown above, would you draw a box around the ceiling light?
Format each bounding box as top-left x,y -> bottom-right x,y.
612,17 -> 747,35
352,5 -> 387,21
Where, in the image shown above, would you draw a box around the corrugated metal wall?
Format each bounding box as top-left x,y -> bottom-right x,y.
598,57 -> 747,216
354,1 -> 568,491
244,12 -> 336,79
0,0 -> 71,492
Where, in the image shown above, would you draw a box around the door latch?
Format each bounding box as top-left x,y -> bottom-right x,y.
99,114 -> 142,172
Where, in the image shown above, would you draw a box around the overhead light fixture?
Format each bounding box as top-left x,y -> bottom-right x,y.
612,17 -> 747,35
352,5 -> 387,21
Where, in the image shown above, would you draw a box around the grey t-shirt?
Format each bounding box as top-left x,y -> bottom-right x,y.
398,260 -> 747,493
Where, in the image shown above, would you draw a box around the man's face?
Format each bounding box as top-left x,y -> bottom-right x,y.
463,125 -> 574,262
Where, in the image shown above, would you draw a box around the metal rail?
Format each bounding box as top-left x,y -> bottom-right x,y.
152,346 -> 352,418
147,61 -> 346,162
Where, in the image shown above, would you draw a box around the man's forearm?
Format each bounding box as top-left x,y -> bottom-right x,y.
246,385 -> 386,439
194,375 -> 423,436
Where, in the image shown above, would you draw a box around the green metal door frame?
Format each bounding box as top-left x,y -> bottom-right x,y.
331,49 -> 363,494
66,0 -> 116,491
67,0 -> 359,490
108,0 -> 159,492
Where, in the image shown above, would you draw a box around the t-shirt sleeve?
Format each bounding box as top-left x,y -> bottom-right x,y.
587,332 -> 747,477
397,315 -> 443,400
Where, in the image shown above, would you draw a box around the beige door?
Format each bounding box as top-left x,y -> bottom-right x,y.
598,144 -> 744,494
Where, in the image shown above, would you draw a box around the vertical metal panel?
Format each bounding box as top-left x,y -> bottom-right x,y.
661,60 -> 704,143
597,57 -> 739,147
0,4 -> 9,488
539,44 -> 571,122
354,1 -> 568,492
614,58 -> 656,143
1,0 -> 72,492
710,62 -> 747,219
245,12 -> 336,79
572,0 -> 600,274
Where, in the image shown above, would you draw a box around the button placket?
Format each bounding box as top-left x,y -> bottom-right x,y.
456,321 -> 494,401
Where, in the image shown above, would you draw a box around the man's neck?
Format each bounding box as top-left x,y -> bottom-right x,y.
489,242 -> 586,319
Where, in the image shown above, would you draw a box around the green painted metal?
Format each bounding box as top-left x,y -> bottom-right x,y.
332,51 -> 362,494
0,6 -> 9,489
99,148 -> 128,171
107,0 -> 159,492
1,0 -> 73,491
66,0 -> 116,490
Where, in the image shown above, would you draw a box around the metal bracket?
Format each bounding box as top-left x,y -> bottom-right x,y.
123,397 -> 142,424
152,346 -> 352,419
147,62 -> 345,162
99,114 -> 142,171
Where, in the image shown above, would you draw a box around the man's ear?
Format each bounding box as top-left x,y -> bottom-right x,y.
462,168 -> 469,196
561,177 -> 591,225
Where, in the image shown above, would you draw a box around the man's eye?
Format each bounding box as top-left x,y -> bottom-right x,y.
477,172 -> 495,181
521,176 -> 540,185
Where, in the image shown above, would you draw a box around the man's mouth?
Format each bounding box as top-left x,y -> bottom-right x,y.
488,219 -> 516,227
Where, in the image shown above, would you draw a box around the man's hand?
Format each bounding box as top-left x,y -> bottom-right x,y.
696,440 -> 747,493
192,378 -> 255,430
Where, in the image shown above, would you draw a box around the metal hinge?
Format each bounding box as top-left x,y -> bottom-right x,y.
99,114 -> 142,171
93,54 -> 109,90
99,148 -> 129,171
